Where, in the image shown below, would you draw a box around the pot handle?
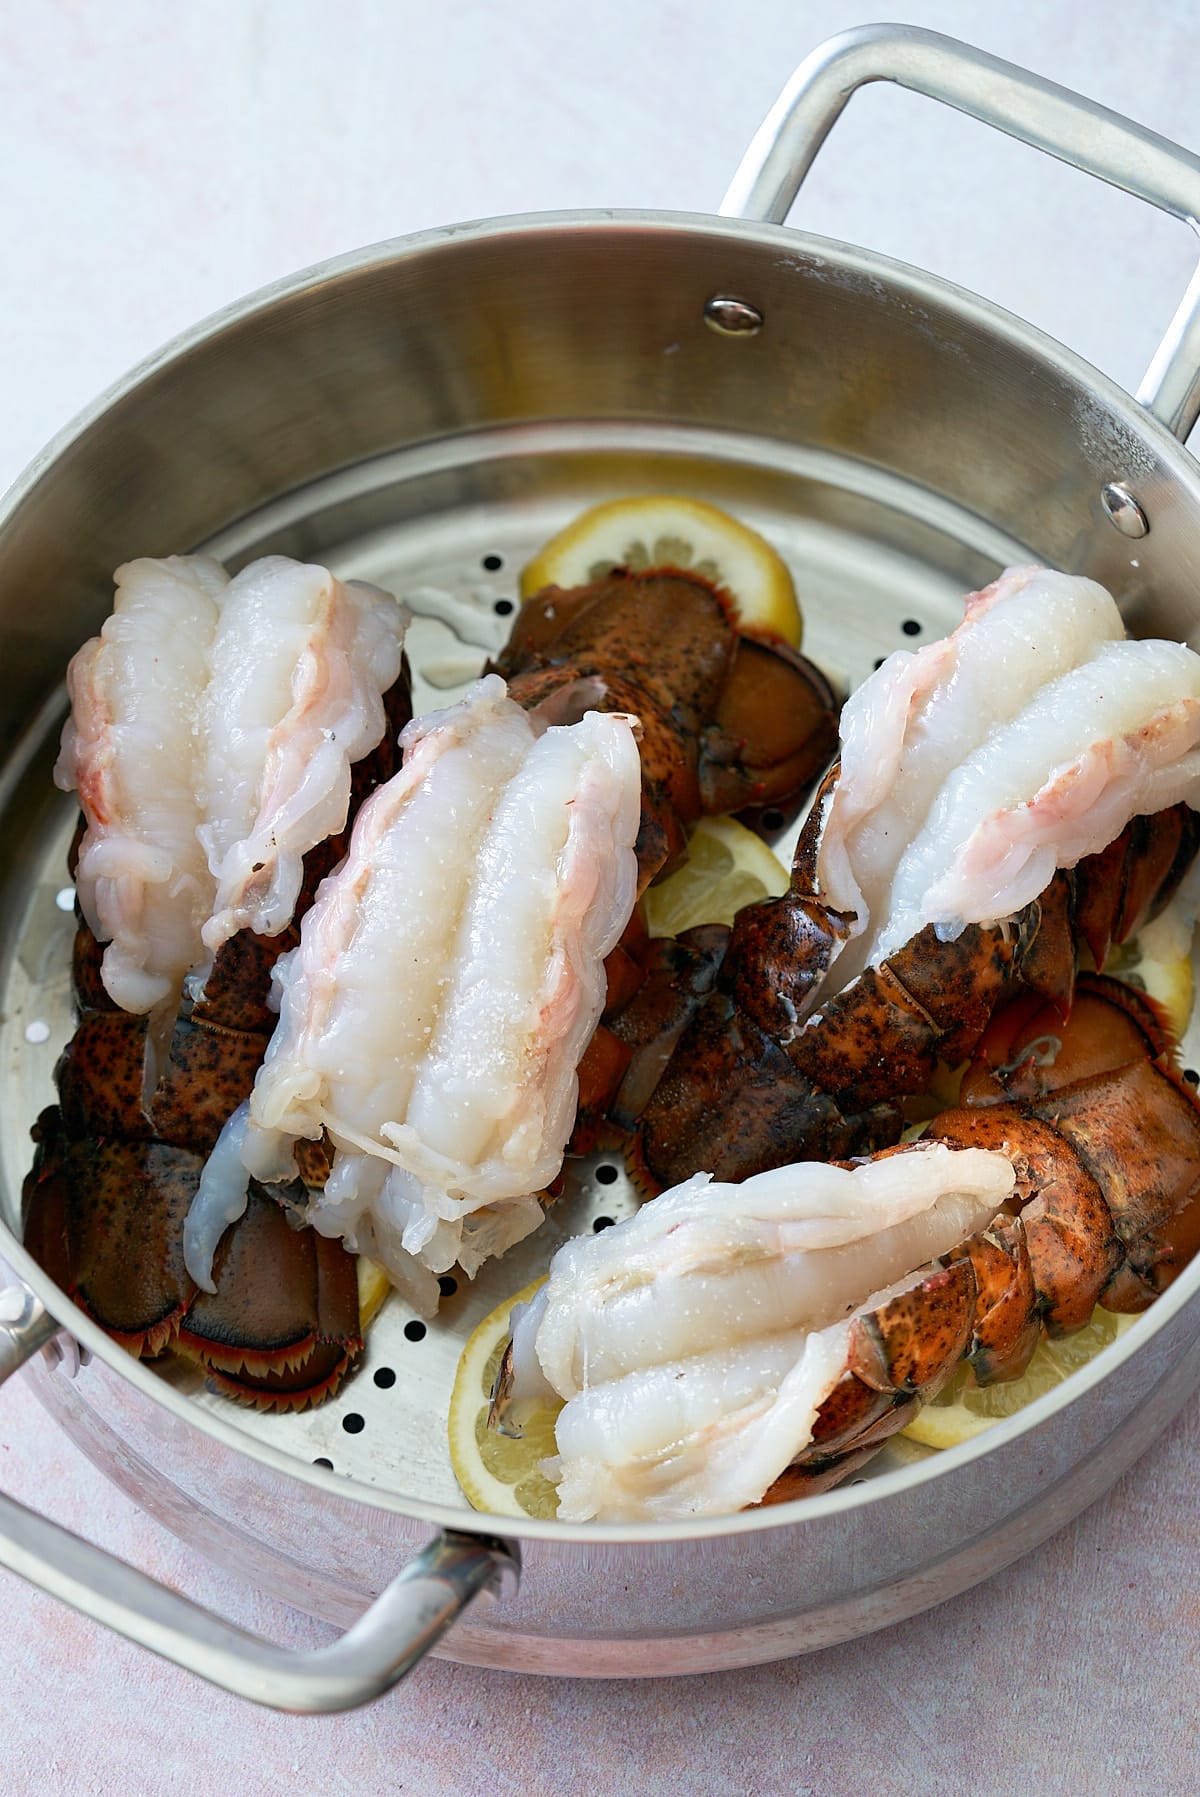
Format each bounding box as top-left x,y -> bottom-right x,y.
720,23 -> 1200,442
0,1283 -> 518,1712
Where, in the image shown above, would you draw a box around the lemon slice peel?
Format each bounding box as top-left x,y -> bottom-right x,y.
356,1255 -> 392,1330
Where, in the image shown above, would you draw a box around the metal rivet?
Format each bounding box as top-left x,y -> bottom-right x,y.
1100,482 -> 1149,538
703,296 -> 764,336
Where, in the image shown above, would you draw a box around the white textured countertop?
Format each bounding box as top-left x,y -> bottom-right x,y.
4,3 -> 1200,1792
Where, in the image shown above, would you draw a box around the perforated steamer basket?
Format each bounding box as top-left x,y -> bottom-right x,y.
3,25 -> 1200,1708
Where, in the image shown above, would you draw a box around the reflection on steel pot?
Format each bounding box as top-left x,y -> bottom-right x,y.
3,24 -> 1200,1706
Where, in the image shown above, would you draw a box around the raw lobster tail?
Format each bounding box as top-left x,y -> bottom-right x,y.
22,657 -> 413,1411
500,970 -> 1200,1517
623,798 -> 1200,1193
175,1189 -> 361,1408
618,565 -> 1200,1186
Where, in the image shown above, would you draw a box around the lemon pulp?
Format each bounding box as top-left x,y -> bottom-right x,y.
643,815 -> 789,937
448,1277 -> 562,1518
901,1308 -> 1139,1451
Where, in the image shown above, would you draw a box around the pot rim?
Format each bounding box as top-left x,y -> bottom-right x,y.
9,204 -> 1198,525
6,203 -> 1200,1546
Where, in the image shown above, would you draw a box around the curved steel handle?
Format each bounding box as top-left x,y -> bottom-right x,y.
0,1283 -> 517,1712
720,23 -> 1200,441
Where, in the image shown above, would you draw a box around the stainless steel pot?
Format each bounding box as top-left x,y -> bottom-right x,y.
3,24 -> 1200,1710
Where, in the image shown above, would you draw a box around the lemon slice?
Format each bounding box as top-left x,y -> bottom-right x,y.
448,1277 -> 562,1519
900,1308 -> 1139,1451
519,496 -> 803,646
642,815 -> 789,938
1105,901 -> 1195,1041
